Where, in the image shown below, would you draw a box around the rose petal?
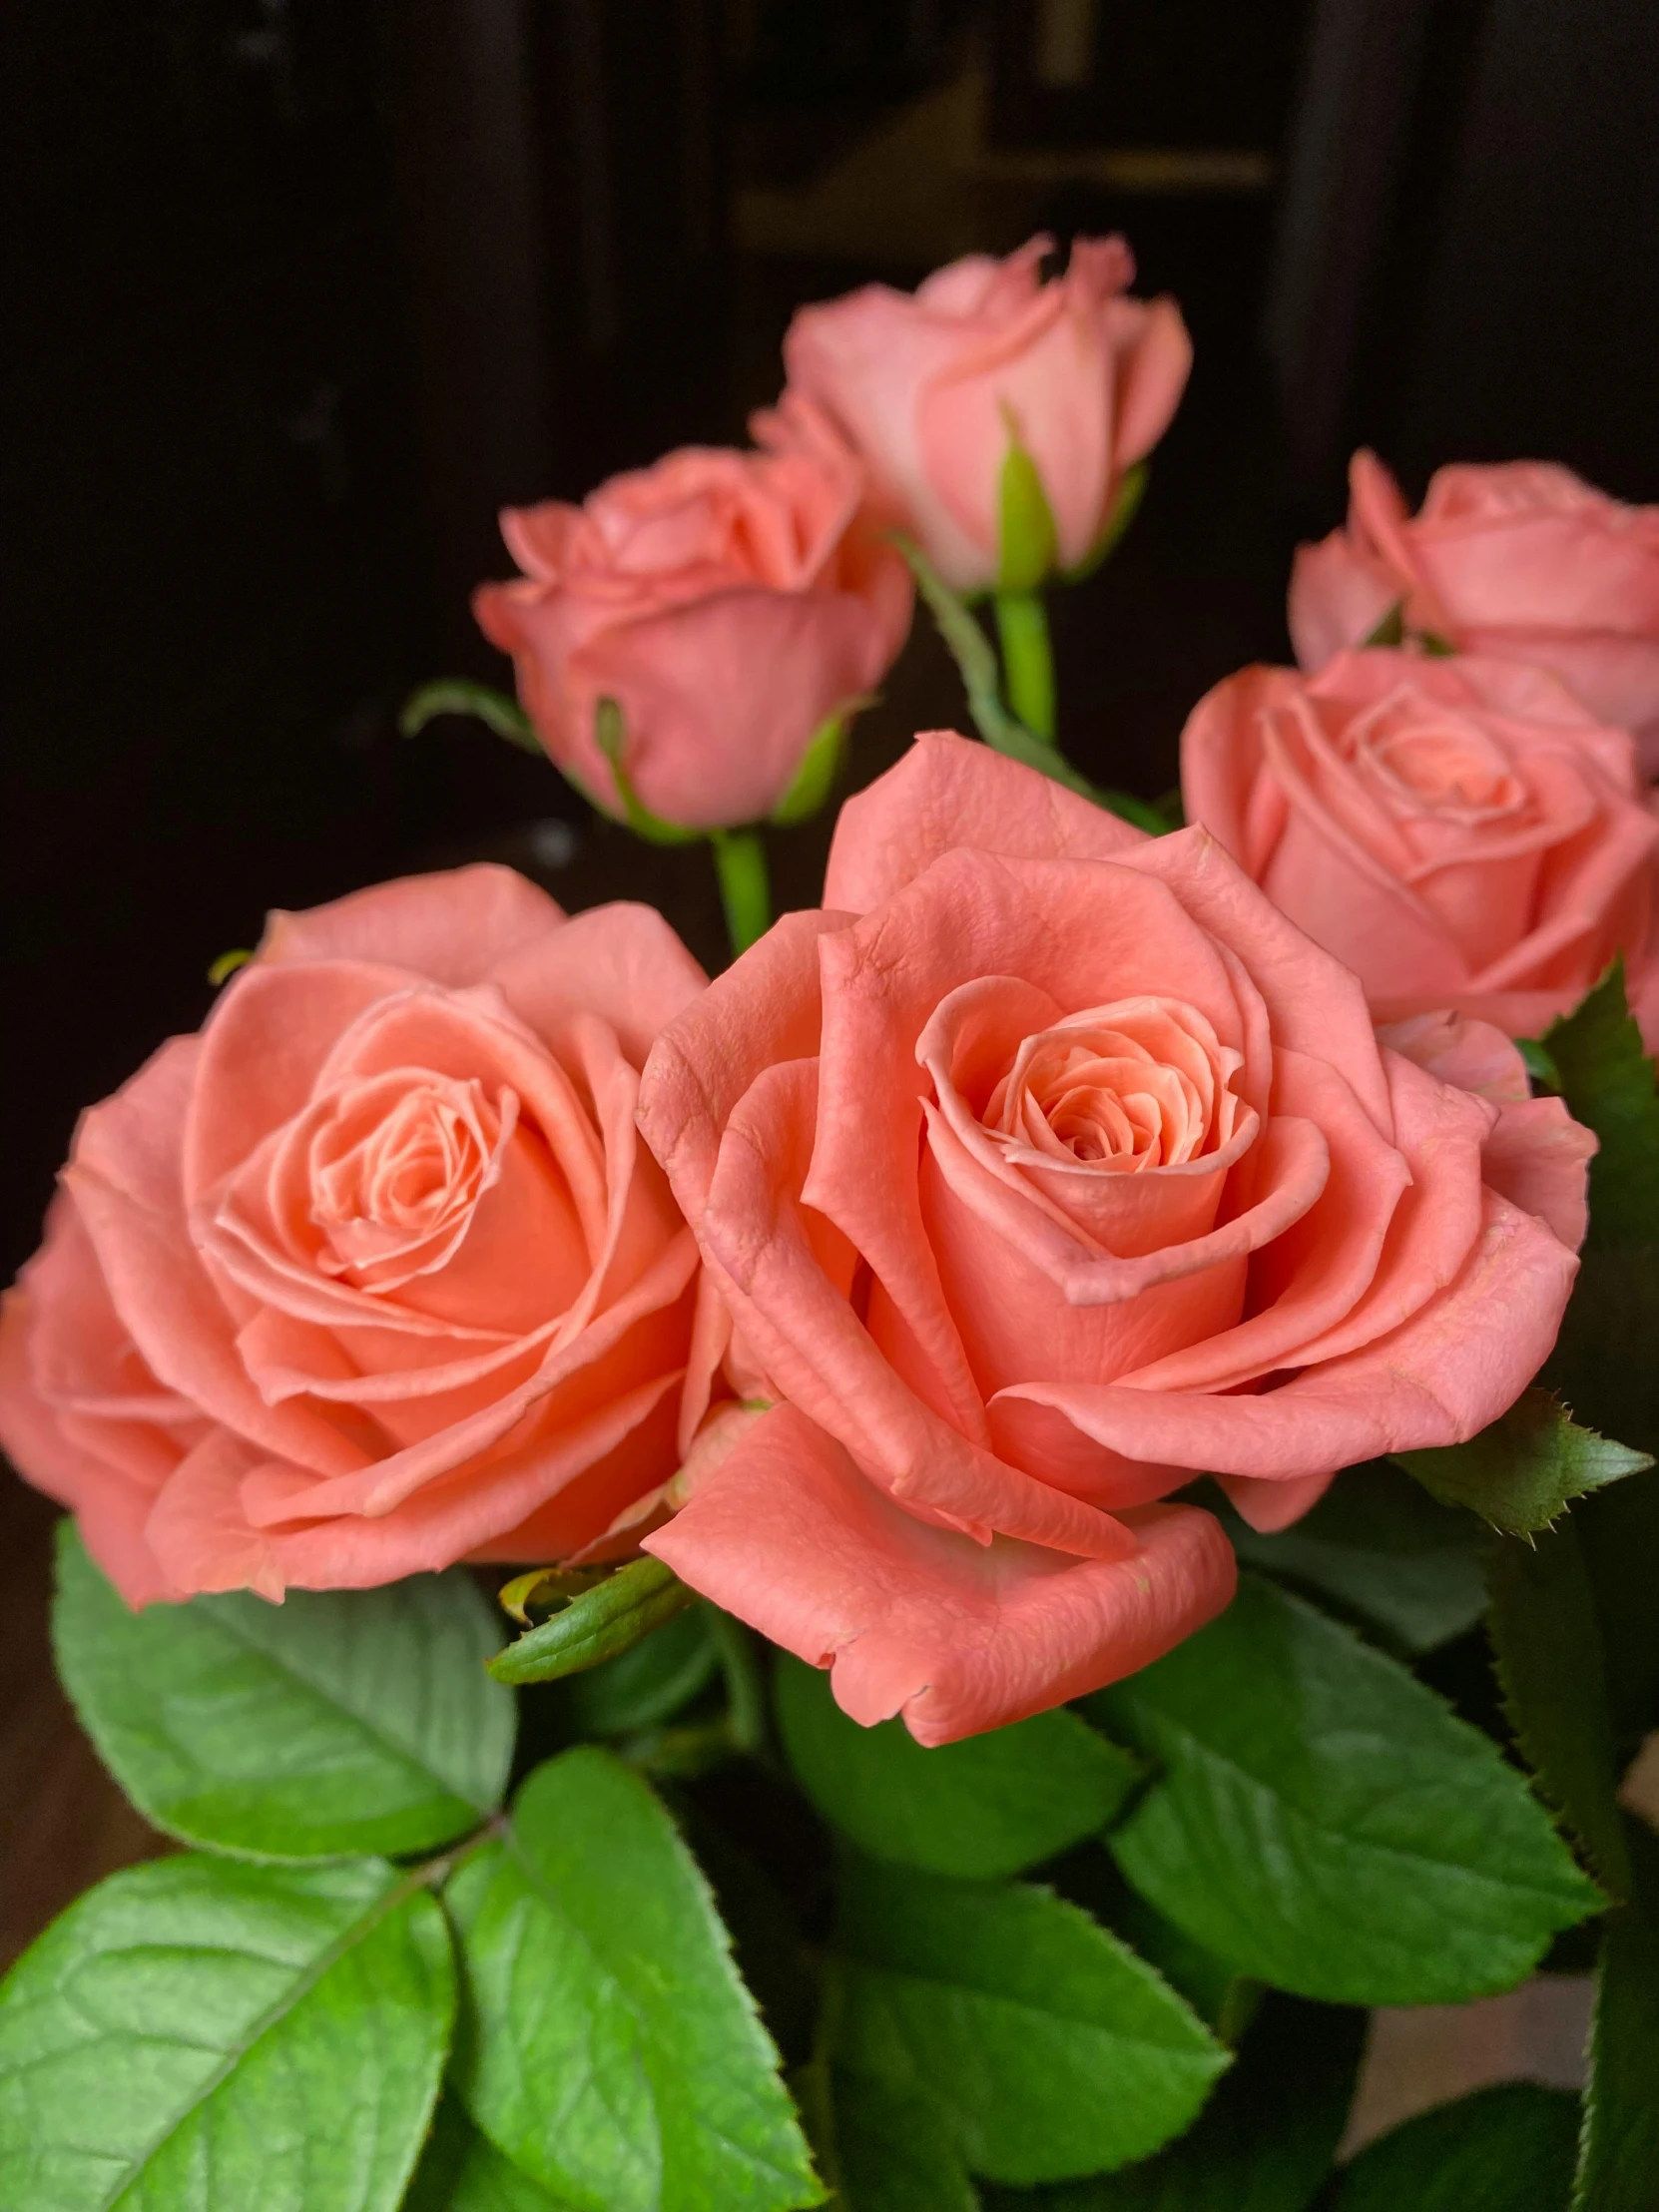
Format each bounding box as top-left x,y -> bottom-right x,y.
259,864 -> 564,984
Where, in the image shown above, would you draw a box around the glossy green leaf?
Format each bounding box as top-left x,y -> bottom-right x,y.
566,1602 -> 721,1737
776,1655 -> 1139,1881
1214,1462 -> 1487,1654
52,1523 -> 514,1860
488,1556 -> 696,1685
828,1857 -> 1227,2186
1487,1517 -> 1632,1895
1572,1899 -> 1659,2212
1543,959 -> 1659,1251
833,2073 -> 981,2211
1334,2083 -> 1579,2212
985,1991 -> 1365,2210
0,1854 -> 453,2212
447,1747 -> 822,2212
400,677 -> 543,755
1394,1388 -> 1650,1537
996,434 -> 1059,594
1098,1575 -> 1600,2005
405,2099 -> 579,2212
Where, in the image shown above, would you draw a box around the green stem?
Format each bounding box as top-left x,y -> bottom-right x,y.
711,829 -> 771,959
994,592 -> 1056,744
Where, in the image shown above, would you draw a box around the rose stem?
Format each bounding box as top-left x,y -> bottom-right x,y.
994,590 -> 1057,745
710,828 -> 772,958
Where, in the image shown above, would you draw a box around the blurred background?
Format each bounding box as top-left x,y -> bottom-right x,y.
5,0 -> 1659,1958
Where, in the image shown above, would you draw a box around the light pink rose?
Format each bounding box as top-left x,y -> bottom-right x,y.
634,734 -> 1588,1744
1291,451 -> 1659,770
775,234 -> 1192,591
1181,648 -> 1659,1046
0,866 -> 708,1605
473,432 -> 912,831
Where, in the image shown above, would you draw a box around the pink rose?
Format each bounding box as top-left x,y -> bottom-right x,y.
473,432 -> 912,830
1181,648 -> 1659,1046
775,234 -> 1192,591
1291,451 -> 1659,769
634,734 -> 1587,1744
0,866 -> 707,1605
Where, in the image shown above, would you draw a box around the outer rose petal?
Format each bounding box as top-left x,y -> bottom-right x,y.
259,864 -> 564,984
644,1402 -> 1236,1744
1477,1098 -> 1596,1253
825,729 -> 1144,913
1288,529 -> 1399,673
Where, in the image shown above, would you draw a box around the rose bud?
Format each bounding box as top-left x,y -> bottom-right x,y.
774,234 -> 1191,593
0,867 -> 708,1602
1181,649 -> 1659,1048
634,735 -> 1589,1744
473,430 -> 912,833
1291,451 -> 1659,771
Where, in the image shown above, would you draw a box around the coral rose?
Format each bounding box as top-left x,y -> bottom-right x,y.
0,866 -> 707,1604
1291,451 -> 1659,770
473,431 -> 912,831
635,735 -> 1589,1744
776,234 -> 1192,591
1181,648 -> 1659,1045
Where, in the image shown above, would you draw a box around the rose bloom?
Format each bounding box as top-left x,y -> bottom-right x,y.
1181,648 -> 1659,1046
473,428 -> 911,831
776,234 -> 1192,592
635,735 -> 1591,1743
1291,450 -> 1659,770
0,867 -> 707,1605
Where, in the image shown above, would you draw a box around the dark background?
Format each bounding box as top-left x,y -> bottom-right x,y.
4,0 -> 1659,1959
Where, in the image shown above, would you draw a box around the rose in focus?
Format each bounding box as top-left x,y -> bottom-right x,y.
776,234 -> 1191,592
474,431 -> 912,832
0,867 -> 706,1604
1291,451 -> 1659,769
635,735 -> 1590,1744
1181,648 -> 1659,1045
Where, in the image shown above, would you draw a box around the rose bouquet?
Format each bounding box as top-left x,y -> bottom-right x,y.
3,238 -> 1657,2212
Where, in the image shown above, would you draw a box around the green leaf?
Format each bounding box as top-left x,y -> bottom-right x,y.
833,2074 -> 981,2211
447,1747 -> 822,2212
776,1655 -> 1140,1881
594,696 -> 703,843
1361,602 -> 1405,648
1517,1036 -> 1562,1091
52,1523 -> 515,1861
1063,463 -> 1149,585
400,677 -> 544,756
1573,1898 -> 1659,2211
996,432 -> 1059,595
1333,2082 -> 1580,2212
405,2099 -> 580,2212
828,1856 -> 1228,2186
1542,960 -> 1659,1252
985,1990 -> 1365,2210
1393,1388 -> 1651,1537
566,1602 -> 721,1737
773,706 -> 865,827
1097,1574 -> 1601,2005
1487,1516 -> 1633,1895
0,1853 -> 453,2212
1212,1462 -> 1488,1654
488,1556 -> 697,1685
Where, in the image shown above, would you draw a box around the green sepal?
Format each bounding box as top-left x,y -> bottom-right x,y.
400,677 -> 543,756
1063,461 -> 1150,585
594,695 -> 703,844
1393,1387 -> 1651,1537
207,946 -> 254,985
487,1556 -> 697,1685
996,425 -> 1059,594
1361,602 -> 1405,648
773,701 -> 869,825
1419,629 -> 1458,656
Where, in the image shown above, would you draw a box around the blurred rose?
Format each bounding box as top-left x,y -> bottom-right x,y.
1182,648 -> 1659,1046
775,234 -> 1191,591
1291,451 -> 1659,770
634,735 -> 1586,1745
0,867 -> 707,1604
473,433 -> 912,831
